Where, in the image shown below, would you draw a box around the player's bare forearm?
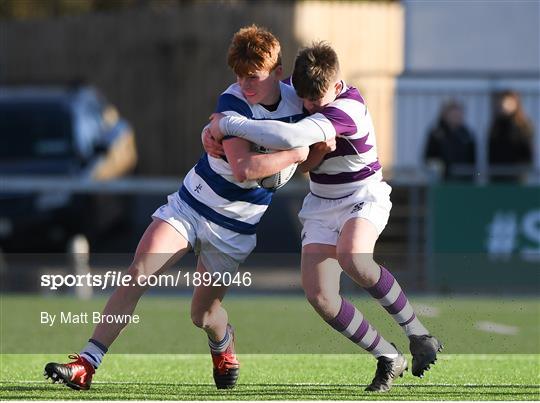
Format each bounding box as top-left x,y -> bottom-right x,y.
241,149 -> 307,181
299,139 -> 336,173
224,137 -> 307,182
298,146 -> 329,173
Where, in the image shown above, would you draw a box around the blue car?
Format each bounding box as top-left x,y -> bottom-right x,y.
0,85 -> 137,252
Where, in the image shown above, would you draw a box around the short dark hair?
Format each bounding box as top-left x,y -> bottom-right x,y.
292,42 -> 340,100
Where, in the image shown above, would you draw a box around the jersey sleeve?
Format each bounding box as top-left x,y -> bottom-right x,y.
220,114 -> 330,149
215,93 -> 253,118
320,106 -> 358,136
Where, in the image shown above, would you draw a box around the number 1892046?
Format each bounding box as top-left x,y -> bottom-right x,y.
184,271 -> 252,287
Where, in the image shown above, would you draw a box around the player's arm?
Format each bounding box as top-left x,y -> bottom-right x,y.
223,137 -> 308,182
298,138 -> 337,173
213,114 -> 336,150
297,104 -> 362,172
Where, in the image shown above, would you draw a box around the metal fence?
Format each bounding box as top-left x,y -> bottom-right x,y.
395,74 -> 540,183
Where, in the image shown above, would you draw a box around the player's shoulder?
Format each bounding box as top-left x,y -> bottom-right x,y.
216,83 -> 253,117
278,80 -> 303,109
335,83 -> 366,106
326,83 -> 367,116
221,83 -> 245,99
281,76 -> 293,87
279,80 -> 299,98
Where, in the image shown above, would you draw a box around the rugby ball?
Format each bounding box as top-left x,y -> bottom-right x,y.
254,145 -> 298,190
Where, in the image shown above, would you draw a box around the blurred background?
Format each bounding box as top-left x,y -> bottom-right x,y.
0,0 -> 538,300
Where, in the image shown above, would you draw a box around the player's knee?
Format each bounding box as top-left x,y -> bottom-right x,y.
305,290 -> 336,316
337,253 -> 364,276
337,253 -> 377,286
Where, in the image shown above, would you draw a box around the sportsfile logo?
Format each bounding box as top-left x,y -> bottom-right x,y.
41,271 -> 144,290
40,270 -> 252,290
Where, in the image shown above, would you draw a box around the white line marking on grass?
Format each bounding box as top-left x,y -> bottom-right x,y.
414,304 -> 440,318
439,354 -> 535,360
4,380 -> 538,388
475,321 -> 519,335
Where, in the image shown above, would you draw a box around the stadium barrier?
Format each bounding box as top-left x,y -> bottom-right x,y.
1,174 -> 538,294
428,183 -> 540,293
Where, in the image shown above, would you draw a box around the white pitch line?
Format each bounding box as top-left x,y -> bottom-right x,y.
475,321 -> 519,335
1,354 -> 535,362
4,380 -> 538,388
438,354 -> 536,361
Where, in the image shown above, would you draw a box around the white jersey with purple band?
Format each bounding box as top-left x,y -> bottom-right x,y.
307,83 -> 382,199
299,83 -> 391,242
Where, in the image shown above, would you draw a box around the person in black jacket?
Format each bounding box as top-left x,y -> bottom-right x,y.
488,90 -> 534,182
424,99 -> 476,181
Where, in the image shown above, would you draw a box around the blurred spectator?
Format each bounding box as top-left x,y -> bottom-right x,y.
423,99 -> 476,181
488,90 -> 534,182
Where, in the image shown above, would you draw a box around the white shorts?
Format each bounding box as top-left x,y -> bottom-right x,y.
152,192 -> 256,274
299,181 -> 392,247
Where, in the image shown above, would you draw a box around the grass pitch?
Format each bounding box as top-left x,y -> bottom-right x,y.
1,354 -> 539,400
1,294 -> 539,400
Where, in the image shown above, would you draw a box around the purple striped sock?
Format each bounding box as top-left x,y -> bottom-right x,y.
327,297 -> 355,332
326,297 -> 397,357
366,266 -> 428,336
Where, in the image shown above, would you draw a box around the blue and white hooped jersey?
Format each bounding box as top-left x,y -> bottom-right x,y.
179,82 -> 305,235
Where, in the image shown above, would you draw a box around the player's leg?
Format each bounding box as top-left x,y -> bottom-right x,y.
301,243 -> 341,319
190,260 -> 239,389
92,218 -> 191,345
299,196 -> 343,320
301,242 -> 406,392
44,218 -> 191,390
189,218 -> 255,389
337,216 -> 441,378
302,240 -> 403,359
190,260 -> 230,344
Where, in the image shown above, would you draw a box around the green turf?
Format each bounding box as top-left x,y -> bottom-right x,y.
1,354 -> 539,400
1,295 -> 539,399
1,295 -> 539,354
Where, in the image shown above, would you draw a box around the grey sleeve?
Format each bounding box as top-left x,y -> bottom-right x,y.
219,115 -> 330,150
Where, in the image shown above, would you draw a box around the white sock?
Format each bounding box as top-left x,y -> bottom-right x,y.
403,316 -> 430,337
208,327 -> 231,353
80,338 -> 108,369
